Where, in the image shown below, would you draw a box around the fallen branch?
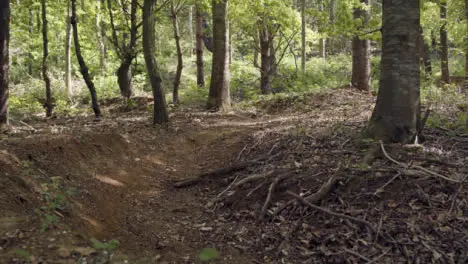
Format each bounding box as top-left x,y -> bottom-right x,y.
379,141 -> 459,183
173,160 -> 259,188
234,170 -> 275,187
273,172 -> 333,216
367,247 -> 392,264
305,173 -> 340,203
287,191 -> 376,233
374,172 -> 401,195
344,248 -> 372,262
261,172 -> 290,219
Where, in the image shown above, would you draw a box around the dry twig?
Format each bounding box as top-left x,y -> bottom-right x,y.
261,172 -> 290,219
379,141 -> 458,183
287,191 -> 376,232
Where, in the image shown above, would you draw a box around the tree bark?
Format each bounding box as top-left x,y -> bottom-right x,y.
96,0 -> 106,71
465,0 -> 468,84
28,8 -> 33,76
171,1 -> 183,104
195,5 -> 205,87
0,0 -> 10,128
369,0 -> 420,143
351,0 -> 371,92
188,5 -> 194,57
301,0 -> 306,73
207,0 -> 230,111
440,0 -> 450,84
418,26 -> 432,77
259,26 -> 273,94
107,0 -> 138,99
71,0 -> 101,119
116,58 -> 132,99
65,0 -> 73,101
328,0 -> 335,54
319,0 -> 325,61
143,0 -> 169,124
41,0 -> 53,117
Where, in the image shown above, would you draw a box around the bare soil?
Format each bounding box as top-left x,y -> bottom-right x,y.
0,88 -> 467,263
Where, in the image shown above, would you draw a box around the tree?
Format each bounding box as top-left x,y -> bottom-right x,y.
440,0 -> 449,84
418,26 -> 432,77
143,0 -> 169,124
0,0 -> 9,128
465,0 -> 468,83
65,0 -> 73,101
41,0 -> 53,117
96,0 -> 106,71
318,0 -> 326,61
259,21 -> 275,94
206,0 -> 230,111
107,0 -> 139,100
71,0 -> 102,119
368,0 -> 420,143
301,0 -> 306,73
195,4 -> 205,87
170,0 -> 184,104
351,0 -> 371,92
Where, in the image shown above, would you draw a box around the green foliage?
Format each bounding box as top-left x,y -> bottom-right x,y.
36,177 -> 76,233
91,239 -> 120,250
180,81 -> 210,105
199,248 -> 219,261
14,249 -> 30,259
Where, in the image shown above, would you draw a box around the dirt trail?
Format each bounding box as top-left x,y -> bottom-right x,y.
2,89 -> 465,263
0,101 -> 317,263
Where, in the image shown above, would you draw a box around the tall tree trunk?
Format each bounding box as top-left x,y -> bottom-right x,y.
41,0 -> 53,117
300,0 -> 306,73
107,0 -> 137,99
28,8 -> 33,76
351,0 -> 371,92
171,2 -> 183,104
465,0 -> 468,84
195,5 -> 205,87
319,0 -> 326,61
116,58 -> 132,99
207,0 -> 230,111
440,0 -> 450,84
65,0 -> 73,101
171,2 -> 183,103
188,5 -> 194,57
143,0 -> 169,124
96,0 -> 106,71
0,0 -> 10,128
418,26 -> 432,77
369,0 -> 420,143
259,26 -> 273,94
71,0 -> 101,119
328,0 -> 336,54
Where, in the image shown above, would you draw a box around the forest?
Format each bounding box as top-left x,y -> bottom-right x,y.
0,0 -> 467,263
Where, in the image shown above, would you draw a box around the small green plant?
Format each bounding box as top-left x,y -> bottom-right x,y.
36,177 -> 75,232
199,248 -> 219,261
91,238 -> 120,250
14,249 -> 30,260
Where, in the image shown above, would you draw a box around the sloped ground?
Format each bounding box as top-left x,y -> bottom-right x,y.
0,88 -> 467,263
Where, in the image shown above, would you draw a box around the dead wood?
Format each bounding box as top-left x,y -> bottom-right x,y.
173,160 -> 259,188
287,191 -> 376,233
304,173 -> 341,203
261,172 -> 290,219
379,141 -> 459,183
273,172 -> 339,216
